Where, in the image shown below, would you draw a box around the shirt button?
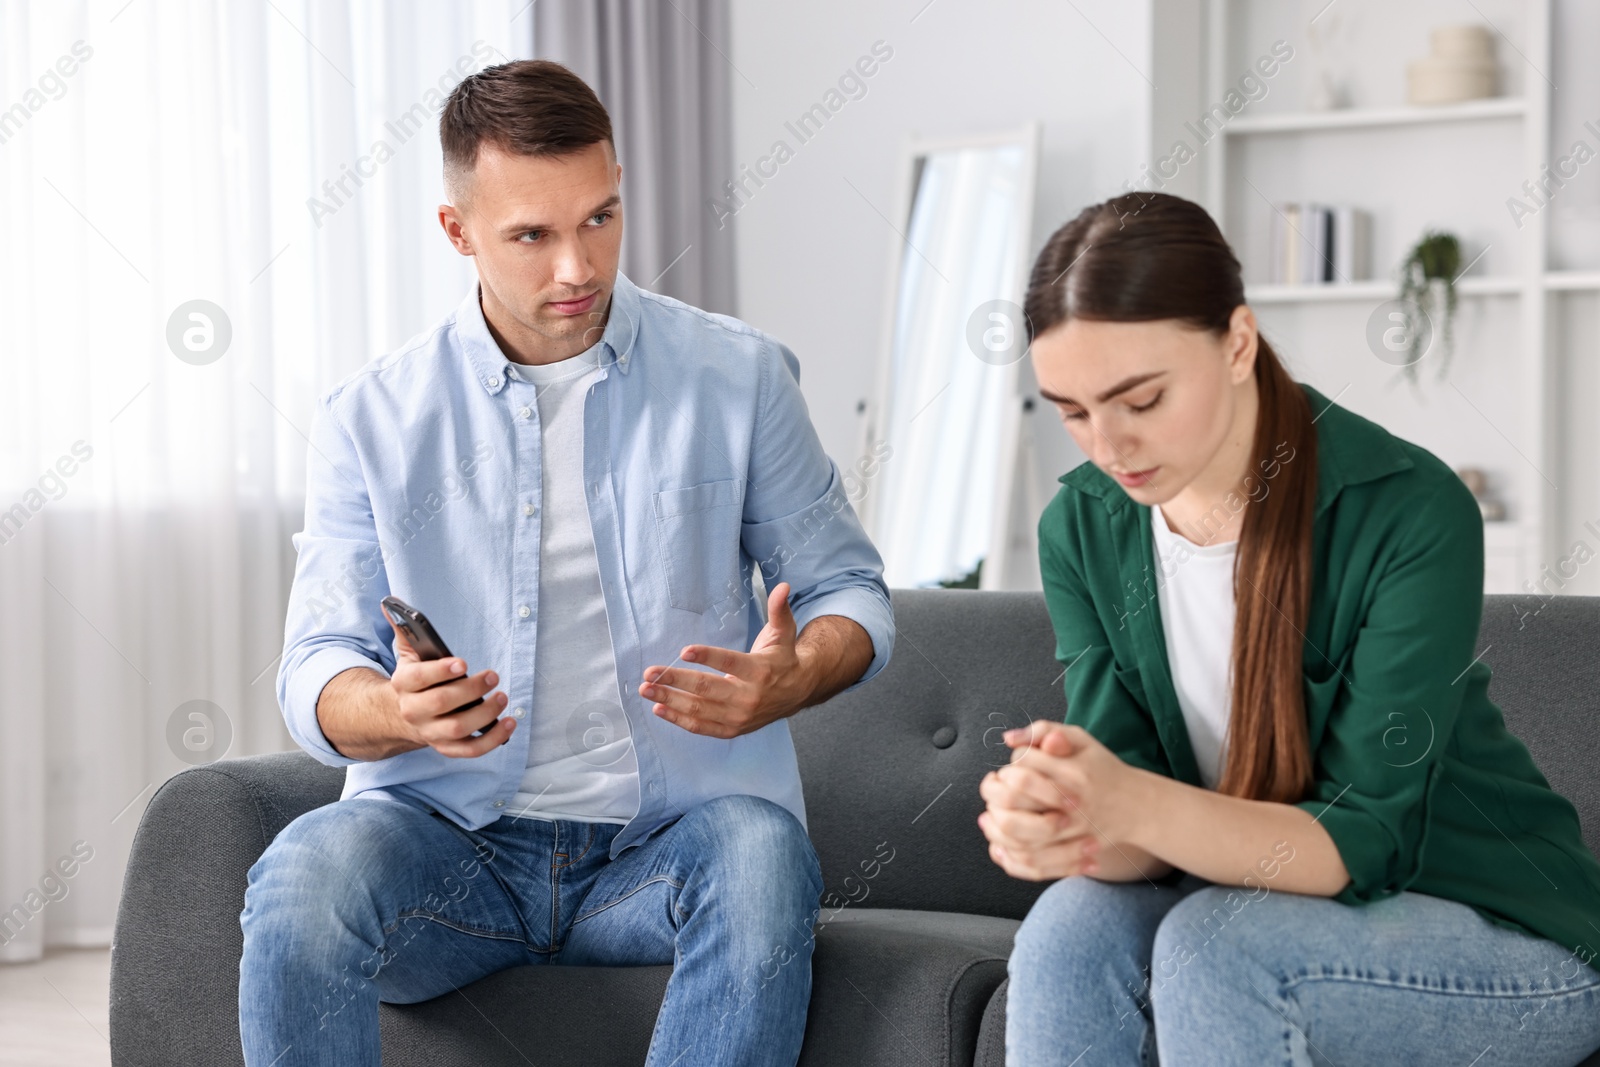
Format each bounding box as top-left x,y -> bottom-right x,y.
512,707 -> 526,719
523,503 -> 536,517
487,376 -> 501,389
518,605 -> 531,619
493,799 -> 505,808
519,406 -> 532,419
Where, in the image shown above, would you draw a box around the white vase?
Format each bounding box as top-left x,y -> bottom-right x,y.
1406,24 -> 1497,105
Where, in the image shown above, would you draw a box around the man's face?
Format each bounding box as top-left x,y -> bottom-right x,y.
439,140 -> 624,356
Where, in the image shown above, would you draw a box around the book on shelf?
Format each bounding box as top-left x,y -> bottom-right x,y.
1268,204 -> 1370,285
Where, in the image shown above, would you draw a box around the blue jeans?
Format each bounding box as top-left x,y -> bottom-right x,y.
238,791 -> 824,1066
1007,874 -> 1600,1066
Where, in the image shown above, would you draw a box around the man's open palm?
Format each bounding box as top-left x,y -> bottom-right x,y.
638,581 -> 815,739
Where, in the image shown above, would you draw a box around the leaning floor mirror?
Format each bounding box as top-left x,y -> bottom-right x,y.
858,123 -> 1040,590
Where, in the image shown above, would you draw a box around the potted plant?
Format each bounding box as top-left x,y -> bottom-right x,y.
939,558 -> 983,589
1396,230 -> 1462,382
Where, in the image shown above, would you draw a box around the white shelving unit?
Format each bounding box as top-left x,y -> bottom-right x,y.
1249,273 -> 1600,304
1196,0 -> 1554,595
1224,95 -> 1526,135
1246,275 -> 1522,304
1546,271 -> 1600,292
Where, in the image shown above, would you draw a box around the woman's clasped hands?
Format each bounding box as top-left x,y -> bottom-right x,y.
977,720 -> 1143,881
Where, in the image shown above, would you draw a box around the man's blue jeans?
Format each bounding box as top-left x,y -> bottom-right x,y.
238,791 -> 824,1066
1007,873 -> 1600,1066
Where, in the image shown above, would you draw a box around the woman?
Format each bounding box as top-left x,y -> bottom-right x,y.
978,192 -> 1600,1066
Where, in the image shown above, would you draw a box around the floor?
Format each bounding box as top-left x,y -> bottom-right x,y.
0,948 -> 112,1067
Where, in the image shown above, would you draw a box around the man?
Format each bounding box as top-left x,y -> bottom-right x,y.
242,59 -> 893,1067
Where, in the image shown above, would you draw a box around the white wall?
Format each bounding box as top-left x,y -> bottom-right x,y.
728,0 -> 1153,587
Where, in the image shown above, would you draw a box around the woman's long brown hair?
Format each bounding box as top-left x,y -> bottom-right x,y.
1023,192 -> 1316,803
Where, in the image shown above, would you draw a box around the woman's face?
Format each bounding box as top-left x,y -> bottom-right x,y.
1028,308 -> 1257,505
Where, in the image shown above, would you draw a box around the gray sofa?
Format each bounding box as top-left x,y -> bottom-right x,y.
110,590 -> 1600,1067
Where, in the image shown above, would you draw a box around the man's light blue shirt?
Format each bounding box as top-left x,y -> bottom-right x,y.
277,271 -> 894,857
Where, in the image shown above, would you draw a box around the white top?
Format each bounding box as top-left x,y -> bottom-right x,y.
507,345 -> 641,823
1149,503 -> 1237,790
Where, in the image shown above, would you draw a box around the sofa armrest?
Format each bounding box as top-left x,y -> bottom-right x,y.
110,752 -> 344,1067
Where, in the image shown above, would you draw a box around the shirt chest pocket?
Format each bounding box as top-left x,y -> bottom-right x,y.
652,479 -> 744,614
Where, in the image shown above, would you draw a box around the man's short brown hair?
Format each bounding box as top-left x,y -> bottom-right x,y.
439,59 -> 614,202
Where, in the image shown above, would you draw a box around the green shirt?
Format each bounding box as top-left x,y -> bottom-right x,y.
1037,380 -> 1600,961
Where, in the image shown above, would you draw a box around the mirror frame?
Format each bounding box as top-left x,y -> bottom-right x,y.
857,121 -> 1041,590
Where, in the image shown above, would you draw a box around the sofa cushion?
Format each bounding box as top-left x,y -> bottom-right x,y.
379,962 -> 669,1066
1479,595 -> 1600,855
975,977 -> 1007,1067
378,908 -> 1017,1067
789,590 -> 1062,921
800,908 -> 1014,1067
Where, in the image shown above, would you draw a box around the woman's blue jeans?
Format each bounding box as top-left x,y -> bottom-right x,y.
238,791 -> 823,1067
1007,873 -> 1600,1066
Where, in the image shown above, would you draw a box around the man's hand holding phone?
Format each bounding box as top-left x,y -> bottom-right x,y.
384,606 -> 515,758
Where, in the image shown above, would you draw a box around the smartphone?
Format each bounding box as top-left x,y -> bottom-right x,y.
380,595 -> 486,722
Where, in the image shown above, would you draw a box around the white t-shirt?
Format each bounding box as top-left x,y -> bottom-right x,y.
1150,502 -> 1237,790
506,346 -> 641,823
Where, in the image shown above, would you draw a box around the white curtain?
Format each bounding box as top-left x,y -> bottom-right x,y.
0,0 -> 530,962
534,0 -> 738,315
